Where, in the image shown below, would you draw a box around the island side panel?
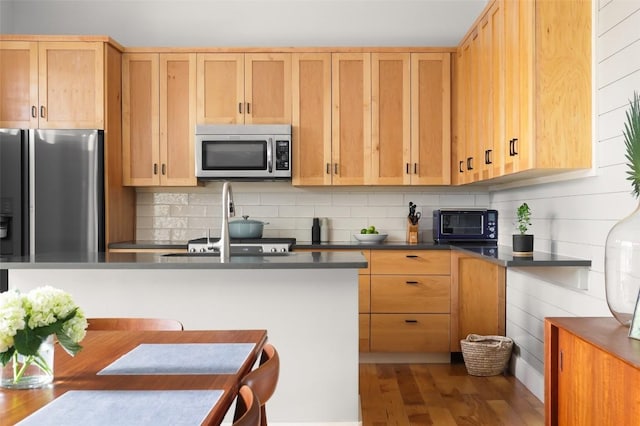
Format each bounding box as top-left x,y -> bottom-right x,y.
9,268 -> 360,425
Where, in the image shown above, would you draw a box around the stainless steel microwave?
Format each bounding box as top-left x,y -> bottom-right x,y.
195,124 -> 291,180
432,209 -> 498,243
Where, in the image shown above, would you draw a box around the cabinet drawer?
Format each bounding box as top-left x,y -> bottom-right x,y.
370,314 -> 449,352
371,250 -> 450,275
371,275 -> 450,313
359,275 -> 370,313
359,314 -> 370,352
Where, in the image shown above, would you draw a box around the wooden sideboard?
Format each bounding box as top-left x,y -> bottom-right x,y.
545,317 -> 640,426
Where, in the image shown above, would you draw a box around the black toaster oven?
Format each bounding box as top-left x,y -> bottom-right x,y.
432,209 -> 498,243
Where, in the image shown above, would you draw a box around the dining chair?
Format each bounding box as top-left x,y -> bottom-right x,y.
238,343 -> 280,426
86,317 -> 184,331
232,385 -> 261,426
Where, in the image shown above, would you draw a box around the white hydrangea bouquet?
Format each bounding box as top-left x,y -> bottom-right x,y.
0,286 -> 88,386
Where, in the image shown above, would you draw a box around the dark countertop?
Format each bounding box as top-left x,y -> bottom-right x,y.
107,240 -> 592,268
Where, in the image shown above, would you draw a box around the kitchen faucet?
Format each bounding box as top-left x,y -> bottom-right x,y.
208,181 -> 235,262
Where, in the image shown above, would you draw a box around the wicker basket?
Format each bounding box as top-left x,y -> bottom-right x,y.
460,334 -> 513,376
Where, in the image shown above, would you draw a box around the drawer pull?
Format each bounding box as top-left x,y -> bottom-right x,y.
405,281 -> 419,285
404,319 -> 418,324
405,255 -> 419,258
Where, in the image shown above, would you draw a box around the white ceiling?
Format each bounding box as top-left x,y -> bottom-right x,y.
1,0 -> 489,47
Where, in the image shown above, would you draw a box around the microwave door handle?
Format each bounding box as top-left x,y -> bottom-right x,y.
267,138 -> 273,173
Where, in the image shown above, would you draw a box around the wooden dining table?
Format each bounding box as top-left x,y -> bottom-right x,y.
1,329 -> 268,425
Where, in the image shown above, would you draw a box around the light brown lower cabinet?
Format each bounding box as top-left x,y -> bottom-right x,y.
369,250 -> 451,352
545,317 -> 640,426
450,251 -> 505,352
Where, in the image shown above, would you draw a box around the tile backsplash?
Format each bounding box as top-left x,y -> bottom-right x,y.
135,182 -> 490,243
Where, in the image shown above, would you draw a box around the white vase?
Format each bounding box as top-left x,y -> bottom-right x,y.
0,335 -> 54,389
605,203 -> 640,326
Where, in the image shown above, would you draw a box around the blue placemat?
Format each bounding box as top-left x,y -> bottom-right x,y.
98,343 -> 255,375
16,390 -> 223,426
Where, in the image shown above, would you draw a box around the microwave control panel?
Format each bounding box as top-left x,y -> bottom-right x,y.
275,140 -> 290,171
486,210 -> 497,239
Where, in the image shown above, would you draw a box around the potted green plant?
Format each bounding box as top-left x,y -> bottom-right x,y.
513,202 -> 533,255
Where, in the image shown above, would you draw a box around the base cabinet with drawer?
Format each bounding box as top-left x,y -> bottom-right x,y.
370,250 -> 451,352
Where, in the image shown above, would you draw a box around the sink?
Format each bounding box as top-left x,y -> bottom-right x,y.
162,251 -> 291,257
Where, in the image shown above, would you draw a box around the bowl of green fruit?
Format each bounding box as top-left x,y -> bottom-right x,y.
354,226 -> 388,243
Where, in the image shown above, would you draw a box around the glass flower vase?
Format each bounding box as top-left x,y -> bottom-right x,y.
1,335 -> 54,389
605,203 -> 640,326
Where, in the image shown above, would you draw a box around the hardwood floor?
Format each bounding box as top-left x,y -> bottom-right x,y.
360,363 -> 544,426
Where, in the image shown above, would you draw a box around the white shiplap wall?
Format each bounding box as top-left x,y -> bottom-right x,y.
491,0 -> 640,401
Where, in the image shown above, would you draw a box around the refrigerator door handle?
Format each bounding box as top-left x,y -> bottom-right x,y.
28,130 -> 36,255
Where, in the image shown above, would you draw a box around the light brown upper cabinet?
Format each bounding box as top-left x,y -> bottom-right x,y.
410,53 -> 451,185
0,41 -> 104,129
196,53 -> 291,124
370,52 -> 451,186
504,0 -> 591,176
459,2 -> 504,184
370,53 -> 411,185
331,53 -> 372,185
292,53 -> 332,185
454,0 -> 591,184
122,53 -> 197,186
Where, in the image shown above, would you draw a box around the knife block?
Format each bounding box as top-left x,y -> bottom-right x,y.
407,219 -> 419,244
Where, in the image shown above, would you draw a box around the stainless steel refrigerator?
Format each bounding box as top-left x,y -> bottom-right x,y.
0,129 -> 105,256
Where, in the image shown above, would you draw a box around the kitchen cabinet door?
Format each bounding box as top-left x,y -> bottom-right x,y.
244,53 -> 291,124
122,53 -> 159,186
196,53 -> 291,125
502,0 -> 531,176
370,53 -> 411,185
159,53 -> 197,186
123,53 -> 197,186
197,53 -> 244,124
331,53 -> 371,186
450,251 -> 505,352
292,53 -> 332,186
0,41 -> 39,128
451,45 -> 467,185
0,41 -> 104,129
410,52 -> 451,185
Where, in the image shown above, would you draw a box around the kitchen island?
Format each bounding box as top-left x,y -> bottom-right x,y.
1,251 -> 367,426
